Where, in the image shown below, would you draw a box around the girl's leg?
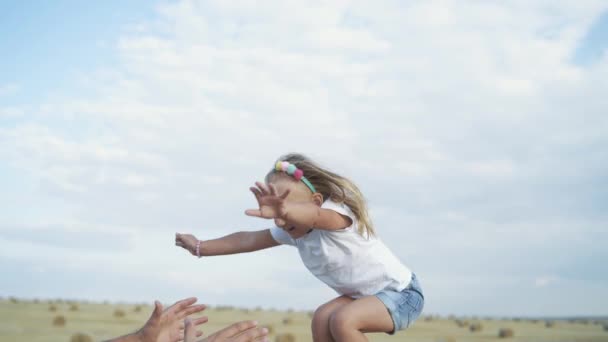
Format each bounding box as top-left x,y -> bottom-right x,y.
311,295 -> 353,342
329,296 -> 394,342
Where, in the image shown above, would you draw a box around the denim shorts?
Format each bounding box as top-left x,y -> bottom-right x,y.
374,273 -> 424,334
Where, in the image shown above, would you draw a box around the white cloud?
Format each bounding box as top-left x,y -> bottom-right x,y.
0,83 -> 20,96
535,275 -> 559,288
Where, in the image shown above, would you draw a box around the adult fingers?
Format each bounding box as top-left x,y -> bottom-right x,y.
178,304 -> 207,319
233,326 -> 269,342
179,317 -> 209,328
152,300 -> 163,320
192,316 -> 209,327
216,320 -> 259,338
167,297 -> 198,315
184,318 -> 198,342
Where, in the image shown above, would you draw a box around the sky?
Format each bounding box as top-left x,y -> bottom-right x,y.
1,0 -> 607,318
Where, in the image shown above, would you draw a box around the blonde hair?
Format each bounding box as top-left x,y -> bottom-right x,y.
266,153 -> 375,238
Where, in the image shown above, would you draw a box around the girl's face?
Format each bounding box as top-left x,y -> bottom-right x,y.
269,176 -> 319,239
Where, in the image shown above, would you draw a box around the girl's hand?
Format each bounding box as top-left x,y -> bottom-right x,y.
245,182 -> 290,220
175,233 -> 199,256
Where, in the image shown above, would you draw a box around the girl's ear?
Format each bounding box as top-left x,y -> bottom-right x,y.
312,193 -> 324,206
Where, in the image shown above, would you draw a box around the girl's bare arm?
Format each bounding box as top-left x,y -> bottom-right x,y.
175,229 -> 279,256
283,202 -> 352,231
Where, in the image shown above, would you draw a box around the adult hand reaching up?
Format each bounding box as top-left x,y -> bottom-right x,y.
185,318 -> 269,342
106,297 -> 207,342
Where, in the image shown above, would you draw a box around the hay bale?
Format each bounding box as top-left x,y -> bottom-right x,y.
498,328 -> 514,338
545,321 -> 554,328
69,303 -> 79,311
114,309 -> 126,318
275,333 -> 295,342
53,315 -> 66,327
469,323 -> 483,332
455,319 -> 469,327
134,305 -> 142,313
282,317 -> 293,325
70,333 -> 93,342
49,304 -> 58,312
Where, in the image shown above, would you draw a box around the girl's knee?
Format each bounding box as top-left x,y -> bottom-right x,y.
312,303 -> 332,324
311,304 -> 332,337
329,309 -> 355,337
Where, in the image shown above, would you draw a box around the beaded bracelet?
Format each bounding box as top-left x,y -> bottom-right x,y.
274,161 -> 316,193
195,240 -> 202,258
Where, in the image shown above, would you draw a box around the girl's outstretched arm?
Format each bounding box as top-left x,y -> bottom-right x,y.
283,202 -> 352,231
175,229 -> 279,257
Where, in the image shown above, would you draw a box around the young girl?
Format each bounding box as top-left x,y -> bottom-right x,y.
175,153 -> 424,341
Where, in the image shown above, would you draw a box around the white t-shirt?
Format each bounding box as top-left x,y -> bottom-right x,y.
270,200 -> 412,298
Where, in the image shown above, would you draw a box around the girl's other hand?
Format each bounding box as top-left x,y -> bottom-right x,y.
245,182 -> 290,220
175,233 -> 199,256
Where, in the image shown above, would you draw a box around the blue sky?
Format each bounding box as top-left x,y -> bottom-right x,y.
1,1 -> 608,317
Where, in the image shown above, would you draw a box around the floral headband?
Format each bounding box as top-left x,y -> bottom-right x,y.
274,161 -> 317,193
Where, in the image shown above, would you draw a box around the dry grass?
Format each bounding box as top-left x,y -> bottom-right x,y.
275,333 -> 296,342
262,324 -> 275,335
69,303 -> 79,311
70,333 -> 93,342
2,301 -> 608,342
49,304 -> 58,312
436,338 -> 456,342
282,317 -> 293,325
134,305 -> 142,313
